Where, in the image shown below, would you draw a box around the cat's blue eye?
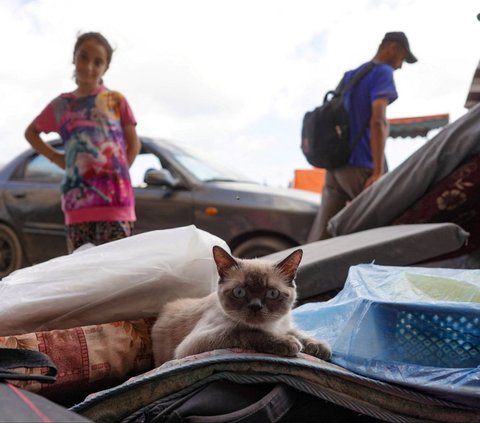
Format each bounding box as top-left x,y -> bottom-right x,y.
266,289 -> 280,299
233,287 -> 246,298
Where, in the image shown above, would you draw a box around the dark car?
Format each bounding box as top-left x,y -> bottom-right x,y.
0,137 -> 319,278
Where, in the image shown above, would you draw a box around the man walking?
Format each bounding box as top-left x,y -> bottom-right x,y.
307,31 -> 417,242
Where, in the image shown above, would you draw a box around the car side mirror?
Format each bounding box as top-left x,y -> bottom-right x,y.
144,169 -> 181,188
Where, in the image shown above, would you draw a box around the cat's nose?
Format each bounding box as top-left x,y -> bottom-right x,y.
248,298 -> 263,312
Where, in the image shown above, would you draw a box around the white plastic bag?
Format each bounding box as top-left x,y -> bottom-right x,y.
0,226 -> 228,335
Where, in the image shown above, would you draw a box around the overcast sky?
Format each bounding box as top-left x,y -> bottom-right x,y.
1,0 -> 479,187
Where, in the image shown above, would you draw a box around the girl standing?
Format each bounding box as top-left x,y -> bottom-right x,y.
25,32 -> 140,252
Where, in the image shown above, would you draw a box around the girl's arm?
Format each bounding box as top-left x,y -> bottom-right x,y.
123,124 -> 141,167
24,122 -> 65,169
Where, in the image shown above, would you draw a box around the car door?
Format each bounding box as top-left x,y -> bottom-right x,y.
130,151 -> 194,233
3,153 -> 67,264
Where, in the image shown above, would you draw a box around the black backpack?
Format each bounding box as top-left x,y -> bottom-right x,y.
301,62 -> 375,170
123,380 -> 380,423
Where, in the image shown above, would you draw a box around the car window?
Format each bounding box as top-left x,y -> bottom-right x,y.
20,151 -> 164,188
130,152 -> 163,188
23,154 -> 64,183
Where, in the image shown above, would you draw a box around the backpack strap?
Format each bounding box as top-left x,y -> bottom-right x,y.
0,348 -> 57,384
213,383 -> 297,423
124,381 -> 297,423
335,61 -> 376,97
333,62 -> 376,152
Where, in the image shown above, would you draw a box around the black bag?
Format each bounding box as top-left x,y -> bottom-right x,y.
301,62 -> 375,170
124,380 -> 380,423
0,348 -> 92,422
72,351 -> 479,423
0,347 -> 57,383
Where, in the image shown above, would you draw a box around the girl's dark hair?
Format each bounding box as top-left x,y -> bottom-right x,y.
73,32 -> 114,67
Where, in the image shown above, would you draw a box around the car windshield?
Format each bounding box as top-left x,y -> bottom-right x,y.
173,153 -> 241,182
166,144 -> 254,183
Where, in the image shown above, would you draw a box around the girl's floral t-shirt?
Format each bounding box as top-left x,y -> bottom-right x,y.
34,86 -> 137,225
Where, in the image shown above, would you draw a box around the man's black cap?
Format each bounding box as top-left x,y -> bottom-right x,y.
383,31 -> 417,63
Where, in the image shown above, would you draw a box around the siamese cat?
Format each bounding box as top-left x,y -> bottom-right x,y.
151,246 -> 331,366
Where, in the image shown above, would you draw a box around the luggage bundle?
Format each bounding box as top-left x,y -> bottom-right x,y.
2,226 -> 479,423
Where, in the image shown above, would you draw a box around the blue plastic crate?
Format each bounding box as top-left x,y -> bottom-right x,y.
348,302 -> 480,368
393,305 -> 480,367
327,301 -> 480,368
293,264 -> 480,406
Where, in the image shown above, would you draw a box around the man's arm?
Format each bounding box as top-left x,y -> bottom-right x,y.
364,97 -> 389,188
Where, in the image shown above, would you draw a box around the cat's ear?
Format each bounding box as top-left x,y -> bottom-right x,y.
275,249 -> 303,284
212,246 -> 239,280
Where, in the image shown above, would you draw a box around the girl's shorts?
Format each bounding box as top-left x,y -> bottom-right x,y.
66,221 -> 134,253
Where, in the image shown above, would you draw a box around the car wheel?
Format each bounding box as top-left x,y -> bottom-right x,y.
0,223 -> 23,279
232,236 -> 294,259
